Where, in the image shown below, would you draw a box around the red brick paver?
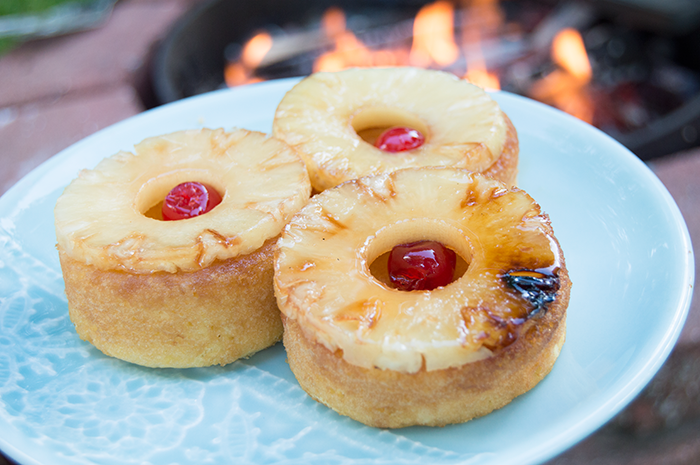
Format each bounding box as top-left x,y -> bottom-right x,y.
0,0 -> 192,108
0,85 -> 142,194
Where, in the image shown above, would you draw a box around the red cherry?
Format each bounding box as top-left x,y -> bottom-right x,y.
375,126 -> 425,152
388,240 -> 456,291
162,182 -> 222,221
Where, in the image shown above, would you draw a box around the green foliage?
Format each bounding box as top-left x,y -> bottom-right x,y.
0,0 -> 90,17
0,38 -> 18,54
0,0 -> 95,54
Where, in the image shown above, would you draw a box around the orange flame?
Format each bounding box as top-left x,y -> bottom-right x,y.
321,6 -> 346,38
224,31 -> 272,87
465,67 -> 500,90
314,7 -> 407,72
461,0 -> 501,89
530,28 -> 593,123
225,2 -> 499,87
221,3 -> 602,134
241,32 -> 273,68
410,1 -> 460,67
552,27 -> 592,80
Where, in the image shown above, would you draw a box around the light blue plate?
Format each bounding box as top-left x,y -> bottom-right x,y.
0,78 -> 694,465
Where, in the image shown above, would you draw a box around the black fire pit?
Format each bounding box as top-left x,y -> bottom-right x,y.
151,0 -> 700,160
151,0 -> 425,103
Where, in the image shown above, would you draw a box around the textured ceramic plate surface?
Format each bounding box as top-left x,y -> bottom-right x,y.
0,78 -> 693,465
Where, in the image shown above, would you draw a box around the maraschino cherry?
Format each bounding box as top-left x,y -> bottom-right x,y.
375,127 -> 425,152
162,182 -> 222,221
388,240 -> 456,291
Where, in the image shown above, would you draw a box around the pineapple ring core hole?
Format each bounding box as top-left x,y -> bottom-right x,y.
364,219 -> 472,289
135,170 -> 225,221
351,107 -> 430,146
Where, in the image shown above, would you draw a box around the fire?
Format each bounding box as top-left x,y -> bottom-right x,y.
465,68 -> 500,90
316,2 -> 463,72
314,7 -> 372,72
321,6 -> 346,38
241,32 -> 273,68
224,31 -> 272,87
530,28 -> 593,123
410,1 -> 459,67
222,2 -> 598,127
315,2 -> 485,82
461,0 -> 501,90
314,7 -> 406,72
552,28 -> 592,80
225,2 -> 469,79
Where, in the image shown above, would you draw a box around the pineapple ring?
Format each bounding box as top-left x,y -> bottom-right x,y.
55,128 -> 311,273
275,167 -> 568,372
273,67 -> 512,192
274,168 -> 570,426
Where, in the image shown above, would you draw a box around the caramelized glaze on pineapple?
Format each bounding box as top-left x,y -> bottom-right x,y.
274,168 -> 568,373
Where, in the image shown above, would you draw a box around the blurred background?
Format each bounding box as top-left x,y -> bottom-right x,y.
0,0 -> 698,463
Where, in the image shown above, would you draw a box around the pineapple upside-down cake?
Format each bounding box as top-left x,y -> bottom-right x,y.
54,128 -> 311,368
274,168 -> 570,428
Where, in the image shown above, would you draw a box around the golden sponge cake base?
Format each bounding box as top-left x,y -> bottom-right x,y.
60,237 -> 282,368
281,269 -> 569,428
